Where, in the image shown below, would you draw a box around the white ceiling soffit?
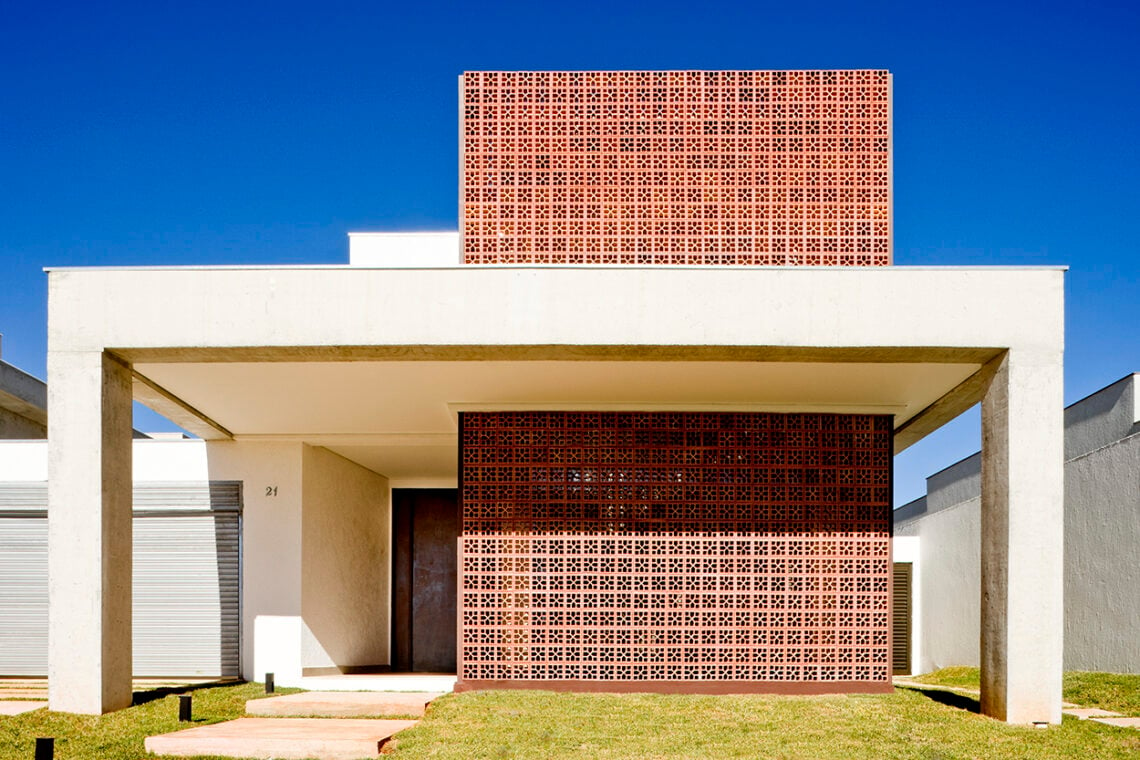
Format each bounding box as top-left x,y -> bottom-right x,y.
132,359 -> 980,481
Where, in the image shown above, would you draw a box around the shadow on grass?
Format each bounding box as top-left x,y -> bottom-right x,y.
131,679 -> 247,707
898,685 -> 981,714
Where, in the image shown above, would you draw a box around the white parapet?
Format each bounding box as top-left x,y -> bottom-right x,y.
348,232 -> 460,267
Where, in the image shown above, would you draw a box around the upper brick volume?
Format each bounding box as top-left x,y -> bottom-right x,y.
461,70 -> 891,266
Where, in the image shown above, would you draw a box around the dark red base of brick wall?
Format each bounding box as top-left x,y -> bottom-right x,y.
455,679 -> 895,695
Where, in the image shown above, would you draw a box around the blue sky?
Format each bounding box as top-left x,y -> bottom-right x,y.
1,0 -> 1137,505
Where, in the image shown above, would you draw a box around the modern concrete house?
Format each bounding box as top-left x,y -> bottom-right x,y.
43,70 -> 1066,724
897,373 -> 1140,675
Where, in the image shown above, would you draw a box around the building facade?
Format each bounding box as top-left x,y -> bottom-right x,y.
43,70 -> 1066,724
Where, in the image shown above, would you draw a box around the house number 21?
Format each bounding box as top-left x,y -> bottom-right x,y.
265,486 -> 278,497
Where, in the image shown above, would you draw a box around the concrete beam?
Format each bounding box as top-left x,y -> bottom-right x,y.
48,351 -> 134,714
113,345 -> 1001,365
131,371 -> 233,440
980,349 -> 1064,724
46,267 -> 1065,356
894,353 -> 1003,453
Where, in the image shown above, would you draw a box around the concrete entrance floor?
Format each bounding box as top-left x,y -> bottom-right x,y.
293,673 -> 456,692
248,691 -> 443,717
144,717 -> 418,760
0,701 -> 47,715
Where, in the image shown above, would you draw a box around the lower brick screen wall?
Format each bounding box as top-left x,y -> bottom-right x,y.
457,411 -> 892,693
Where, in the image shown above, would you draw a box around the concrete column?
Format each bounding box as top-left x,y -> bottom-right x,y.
48,351 -> 133,714
980,350 -> 1064,724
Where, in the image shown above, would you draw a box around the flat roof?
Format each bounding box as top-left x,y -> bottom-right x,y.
44,264 -> 1070,273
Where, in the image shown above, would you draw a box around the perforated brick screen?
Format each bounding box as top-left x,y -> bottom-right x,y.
458,412 -> 893,692
461,70 -> 890,266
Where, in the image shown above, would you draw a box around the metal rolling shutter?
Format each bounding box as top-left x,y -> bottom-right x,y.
0,484 -> 48,675
0,481 -> 242,677
892,562 -> 912,676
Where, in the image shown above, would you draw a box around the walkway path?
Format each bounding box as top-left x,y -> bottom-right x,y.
145,690 -> 444,759
145,717 -> 417,759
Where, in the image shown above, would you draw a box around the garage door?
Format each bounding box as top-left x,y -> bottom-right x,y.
0,481 -> 242,677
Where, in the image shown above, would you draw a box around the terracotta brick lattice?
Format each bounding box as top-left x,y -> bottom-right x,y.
459,412 -> 892,686
461,70 -> 890,266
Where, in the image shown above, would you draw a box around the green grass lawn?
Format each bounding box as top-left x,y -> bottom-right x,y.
912,668 -> 1140,716
3,677 -> 1139,760
388,689 -> 1140,759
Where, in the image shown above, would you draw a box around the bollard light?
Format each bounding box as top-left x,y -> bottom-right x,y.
178,695 -> 192,722
34,737 -> 54,760
265,672 -> 274,693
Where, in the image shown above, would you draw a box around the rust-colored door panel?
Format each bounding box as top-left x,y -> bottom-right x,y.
391,489 -> 459,673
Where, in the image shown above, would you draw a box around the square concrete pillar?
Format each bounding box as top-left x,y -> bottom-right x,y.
980,350 -> 1064,724
48,350 -> 134,714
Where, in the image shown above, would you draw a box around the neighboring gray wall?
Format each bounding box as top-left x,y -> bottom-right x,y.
897,498 -> 981,672
1065,433 -> 1140,672
926,453 -> 980,513
1064,374 -> 1139,461
897,374 -> 1140,674
0,361 -> 47,439
0,408 -> 45,439
301,444 -> 390,671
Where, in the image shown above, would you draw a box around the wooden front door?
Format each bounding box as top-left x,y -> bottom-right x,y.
391,489 -> 458,672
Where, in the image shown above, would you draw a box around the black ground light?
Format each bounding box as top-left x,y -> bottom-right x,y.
178,695 -> 192,722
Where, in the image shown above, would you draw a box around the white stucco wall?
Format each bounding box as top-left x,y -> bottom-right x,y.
0,440 -> 48,480
132,439 -> 209,480
1065,433 -> 1140,672
892,536 -> 923,675
897,497 -> 982,672
204,441 -> 304,681
300,445 -> 391,673
348,232 -> 461,267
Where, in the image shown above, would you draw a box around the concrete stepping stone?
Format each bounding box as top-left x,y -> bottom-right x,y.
247,691 -> 442,717
0,701 -> 47,716
1091,717 -> 1140,728
1063,707 -> 1123,720
145,717 -> 418,759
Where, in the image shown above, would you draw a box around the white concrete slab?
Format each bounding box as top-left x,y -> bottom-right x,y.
1063,707 -> 1123,720
247,691 -> 442,717
293,674 -> 456,692
1091,717 -> 1140,729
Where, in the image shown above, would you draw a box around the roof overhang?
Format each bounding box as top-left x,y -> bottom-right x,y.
46,265 -> 1065,485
